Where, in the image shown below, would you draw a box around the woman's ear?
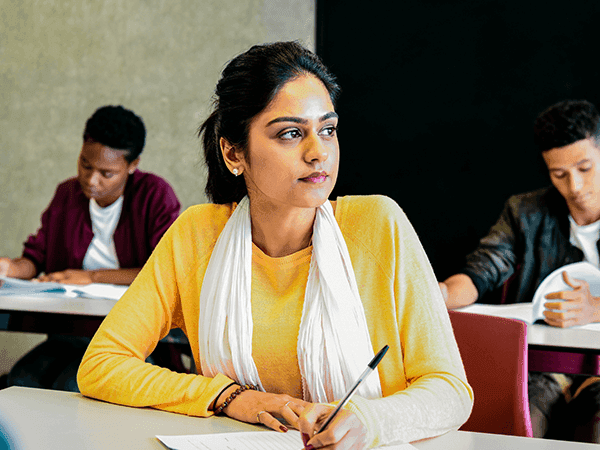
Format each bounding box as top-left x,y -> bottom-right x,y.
220,137 -> 244,176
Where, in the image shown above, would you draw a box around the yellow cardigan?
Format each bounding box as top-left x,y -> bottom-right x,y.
78,195 -> 473,447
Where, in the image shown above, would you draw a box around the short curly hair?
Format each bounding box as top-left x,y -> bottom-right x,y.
83,105 -> 146,162
534,100 -> 600,152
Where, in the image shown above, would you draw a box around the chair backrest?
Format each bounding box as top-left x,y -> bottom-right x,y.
448,310 -> 532,437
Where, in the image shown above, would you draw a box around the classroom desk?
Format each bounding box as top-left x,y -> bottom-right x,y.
0,294 -> 115,336
0,387 -> 597,450
0,294 -> 190,373
456,304 -> 600,376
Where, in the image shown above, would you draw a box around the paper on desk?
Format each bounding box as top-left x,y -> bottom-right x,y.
0,275 -> 127,301
456,303 -> 533,323
156,430 -> 417,450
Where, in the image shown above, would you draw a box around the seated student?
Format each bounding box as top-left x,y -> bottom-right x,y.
77,42 -> 473,449
440,99 -> 600,442
0,105 -> 181,391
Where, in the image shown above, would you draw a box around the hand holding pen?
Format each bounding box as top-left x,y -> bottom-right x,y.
297,345 -> 389,450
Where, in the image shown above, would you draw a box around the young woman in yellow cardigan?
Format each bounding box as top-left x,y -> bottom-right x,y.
77,42 -> 473,449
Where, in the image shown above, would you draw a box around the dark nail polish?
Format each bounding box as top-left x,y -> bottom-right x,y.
302,433 -> 309,445
305,445 -> 315,450
280,425 -> 288,432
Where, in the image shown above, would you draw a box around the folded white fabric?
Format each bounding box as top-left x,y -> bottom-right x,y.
198,196 -> 382,402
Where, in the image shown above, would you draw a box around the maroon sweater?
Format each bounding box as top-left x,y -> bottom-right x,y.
22,170 -> 180,276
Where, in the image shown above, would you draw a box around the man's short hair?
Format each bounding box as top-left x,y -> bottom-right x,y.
83,105 -> 146,162
534,100 -> 600,152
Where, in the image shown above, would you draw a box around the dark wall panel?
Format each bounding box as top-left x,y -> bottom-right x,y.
317,0 -> 600,280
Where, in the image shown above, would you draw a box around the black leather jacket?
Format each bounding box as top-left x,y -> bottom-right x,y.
461,186 -> 592,304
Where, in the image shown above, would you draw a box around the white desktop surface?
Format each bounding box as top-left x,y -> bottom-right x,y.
0,387 -> 598,450
4,297 -> 600,351
0,294 -> 115,317
456,303 -> 600,351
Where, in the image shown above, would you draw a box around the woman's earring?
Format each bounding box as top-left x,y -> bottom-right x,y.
233,168 -> 239,176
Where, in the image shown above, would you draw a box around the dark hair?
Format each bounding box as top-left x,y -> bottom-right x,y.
199,41 -> 341,204
534,100 -> 600,152
83,105 -> 146,163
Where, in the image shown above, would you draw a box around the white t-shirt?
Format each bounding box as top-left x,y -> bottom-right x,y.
569,215 -> 600,268
83,196 -> 124,270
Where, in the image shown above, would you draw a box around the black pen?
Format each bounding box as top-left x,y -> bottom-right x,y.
316,344 -> 389,434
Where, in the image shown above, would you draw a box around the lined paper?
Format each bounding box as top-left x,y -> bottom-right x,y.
157,430 -> 416,450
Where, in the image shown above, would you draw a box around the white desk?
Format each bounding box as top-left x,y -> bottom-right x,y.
0,387 -> 597,450
457,304 -> 600,376
0,294 -> 115,317
0,294 -> 114,337
0,294 -> 188,366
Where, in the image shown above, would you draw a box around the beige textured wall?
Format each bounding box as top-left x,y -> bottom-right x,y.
0,0 -> 314,374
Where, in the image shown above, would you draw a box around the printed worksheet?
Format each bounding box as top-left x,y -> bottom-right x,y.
156,430 -> 417,450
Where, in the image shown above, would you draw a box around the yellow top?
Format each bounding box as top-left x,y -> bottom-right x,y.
78,195 -> 473,447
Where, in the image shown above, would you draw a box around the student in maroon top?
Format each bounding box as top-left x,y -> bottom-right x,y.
0,105 -> 181,391
0,105 -> 180,284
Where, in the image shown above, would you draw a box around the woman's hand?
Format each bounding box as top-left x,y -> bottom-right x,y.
222,387 -> 310,432
37,269 -> 94,285
298,403 -> 368,449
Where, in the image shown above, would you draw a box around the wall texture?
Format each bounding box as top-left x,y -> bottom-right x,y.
0,0 -> 314,374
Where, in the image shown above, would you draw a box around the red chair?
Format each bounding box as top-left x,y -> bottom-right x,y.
449,310 -> 533,437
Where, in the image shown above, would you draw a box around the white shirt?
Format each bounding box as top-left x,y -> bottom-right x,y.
569,215 -> 600,268
83,196 -> 124,271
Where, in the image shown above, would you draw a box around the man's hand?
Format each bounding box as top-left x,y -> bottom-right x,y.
438,282 -> 449,302
0,258 -> 10,287
37,269 -> 94,285
0,258 -> 10,277
543,271 -> 600,328
441,274 -> 479,309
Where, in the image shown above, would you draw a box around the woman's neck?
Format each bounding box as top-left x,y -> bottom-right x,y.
249,201 -> 317,258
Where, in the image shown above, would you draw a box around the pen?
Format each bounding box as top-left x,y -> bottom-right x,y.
316,344 -> 389,434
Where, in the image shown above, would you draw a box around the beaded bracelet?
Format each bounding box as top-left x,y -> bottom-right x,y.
213,382 -> 236,411
214,383 -> 258,415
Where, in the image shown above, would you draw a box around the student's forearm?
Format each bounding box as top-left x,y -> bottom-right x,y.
441,274 -> 479,309
3,257 -> 37,279
90,268 -> 141,285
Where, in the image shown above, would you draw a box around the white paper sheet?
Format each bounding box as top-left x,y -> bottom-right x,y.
156,430 -> 417,450
456,303 -> 533,323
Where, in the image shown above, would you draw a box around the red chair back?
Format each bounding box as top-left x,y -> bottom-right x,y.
449,310 -> 532,437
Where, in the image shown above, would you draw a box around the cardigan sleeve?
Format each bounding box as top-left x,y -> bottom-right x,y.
77,208 -> 234,416
341,197 -> 473,447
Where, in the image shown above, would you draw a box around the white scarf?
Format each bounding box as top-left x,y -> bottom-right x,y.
198,196 -> 382,403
